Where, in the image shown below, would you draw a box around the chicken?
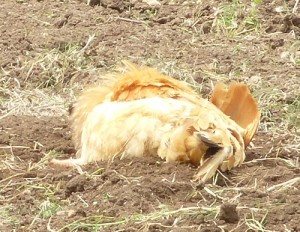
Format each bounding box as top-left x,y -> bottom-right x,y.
51,62 -> 260,182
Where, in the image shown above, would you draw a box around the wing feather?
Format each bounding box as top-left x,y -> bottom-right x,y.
211,82 -> 260,146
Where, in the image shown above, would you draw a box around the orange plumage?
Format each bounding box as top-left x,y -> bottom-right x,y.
51,62 -> 260,182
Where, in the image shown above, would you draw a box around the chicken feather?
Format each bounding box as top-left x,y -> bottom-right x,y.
211,82 -> 260,146
51,62 -> 260,182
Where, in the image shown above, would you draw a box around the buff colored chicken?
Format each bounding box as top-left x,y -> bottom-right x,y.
51,62 -> 260,182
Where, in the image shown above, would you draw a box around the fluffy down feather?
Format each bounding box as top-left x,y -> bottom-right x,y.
51,62 -> 260,182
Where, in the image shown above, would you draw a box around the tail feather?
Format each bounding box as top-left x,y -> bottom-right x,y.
211,83 -> 260,146
71,85 -> 112,149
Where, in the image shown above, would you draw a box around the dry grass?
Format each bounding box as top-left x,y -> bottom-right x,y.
0,88 -> 71,119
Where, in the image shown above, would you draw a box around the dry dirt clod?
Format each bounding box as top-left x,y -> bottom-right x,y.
53,13 -> 73,28
64,174 -> 88,197
219,203 -> 239,223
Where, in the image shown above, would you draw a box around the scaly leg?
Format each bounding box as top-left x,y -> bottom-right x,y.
50,157 -> 86,167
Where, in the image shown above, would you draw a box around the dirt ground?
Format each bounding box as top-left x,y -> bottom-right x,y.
1,0 -> 300,231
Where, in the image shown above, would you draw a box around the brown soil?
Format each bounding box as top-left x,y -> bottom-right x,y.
1,0 -> 299,231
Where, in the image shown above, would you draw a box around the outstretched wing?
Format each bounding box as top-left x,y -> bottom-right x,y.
210,82 -> 260,146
